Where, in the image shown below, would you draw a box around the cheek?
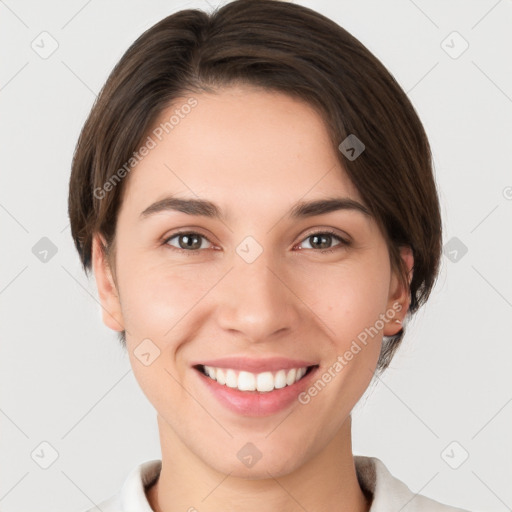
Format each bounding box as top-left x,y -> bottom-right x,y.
297,256 -> 391,349
116,263 -> 216,408
116,258 -> 216,333
293,260 -> 390,417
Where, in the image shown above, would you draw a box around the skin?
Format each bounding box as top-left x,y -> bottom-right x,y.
92,85 -> 413,512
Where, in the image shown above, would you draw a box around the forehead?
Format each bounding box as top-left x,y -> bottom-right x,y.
122,85 -> 363,214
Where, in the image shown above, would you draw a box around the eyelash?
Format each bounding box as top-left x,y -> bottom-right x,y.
162,229 -> 350,256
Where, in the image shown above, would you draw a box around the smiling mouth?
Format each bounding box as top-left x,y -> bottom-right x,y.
194,364 -> 318,393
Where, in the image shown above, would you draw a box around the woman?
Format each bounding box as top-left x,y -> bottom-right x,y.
68,1 -> 472,510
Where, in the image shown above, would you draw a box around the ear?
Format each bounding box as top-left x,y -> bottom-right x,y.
91,233 -> 125,332
383,245 -> 414,337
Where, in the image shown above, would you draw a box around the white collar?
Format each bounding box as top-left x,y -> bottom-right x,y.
91,455 -> 469,512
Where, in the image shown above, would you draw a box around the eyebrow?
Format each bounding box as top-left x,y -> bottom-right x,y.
140,196 -> 371,221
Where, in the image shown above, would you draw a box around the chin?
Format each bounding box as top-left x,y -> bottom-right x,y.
215,454 -> 304,480
196,436 -> 310,480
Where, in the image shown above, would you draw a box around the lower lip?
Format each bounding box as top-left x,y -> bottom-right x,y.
194,366 -> 319,417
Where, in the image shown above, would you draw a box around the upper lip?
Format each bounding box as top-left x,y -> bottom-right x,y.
192,357 -> 319,373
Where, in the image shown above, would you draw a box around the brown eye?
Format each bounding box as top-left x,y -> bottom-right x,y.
165,232 -> 211,252
309,233 -> 334,250
297,230 -> 349,253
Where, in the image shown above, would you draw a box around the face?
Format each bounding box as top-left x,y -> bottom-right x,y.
93,85 -> 412,478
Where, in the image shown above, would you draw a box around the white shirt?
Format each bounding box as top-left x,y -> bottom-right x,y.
83,456 -> 471,512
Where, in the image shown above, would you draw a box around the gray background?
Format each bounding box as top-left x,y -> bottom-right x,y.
1,0 -> 511,511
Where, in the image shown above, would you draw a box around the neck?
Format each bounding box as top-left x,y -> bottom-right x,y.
146,414 -> 370,512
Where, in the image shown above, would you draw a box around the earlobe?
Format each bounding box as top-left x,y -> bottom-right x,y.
91,234 -> 125,332
384,246 -> 414,337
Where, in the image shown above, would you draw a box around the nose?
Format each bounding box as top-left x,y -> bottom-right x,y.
214,248 -> 302,343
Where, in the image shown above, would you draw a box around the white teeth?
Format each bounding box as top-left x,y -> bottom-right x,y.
256,372 -> 274,392
225,369 -> 238,388
286,368 -> 297,385
238,371 -> 256,391
200,365 -> 311,392
204,365 -> 215,379
216,368 -> 226,385
274,369 -> 287,389
296,367 -> 307,381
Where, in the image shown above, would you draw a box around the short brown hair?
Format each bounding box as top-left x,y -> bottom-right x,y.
68,0 -> 442,372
